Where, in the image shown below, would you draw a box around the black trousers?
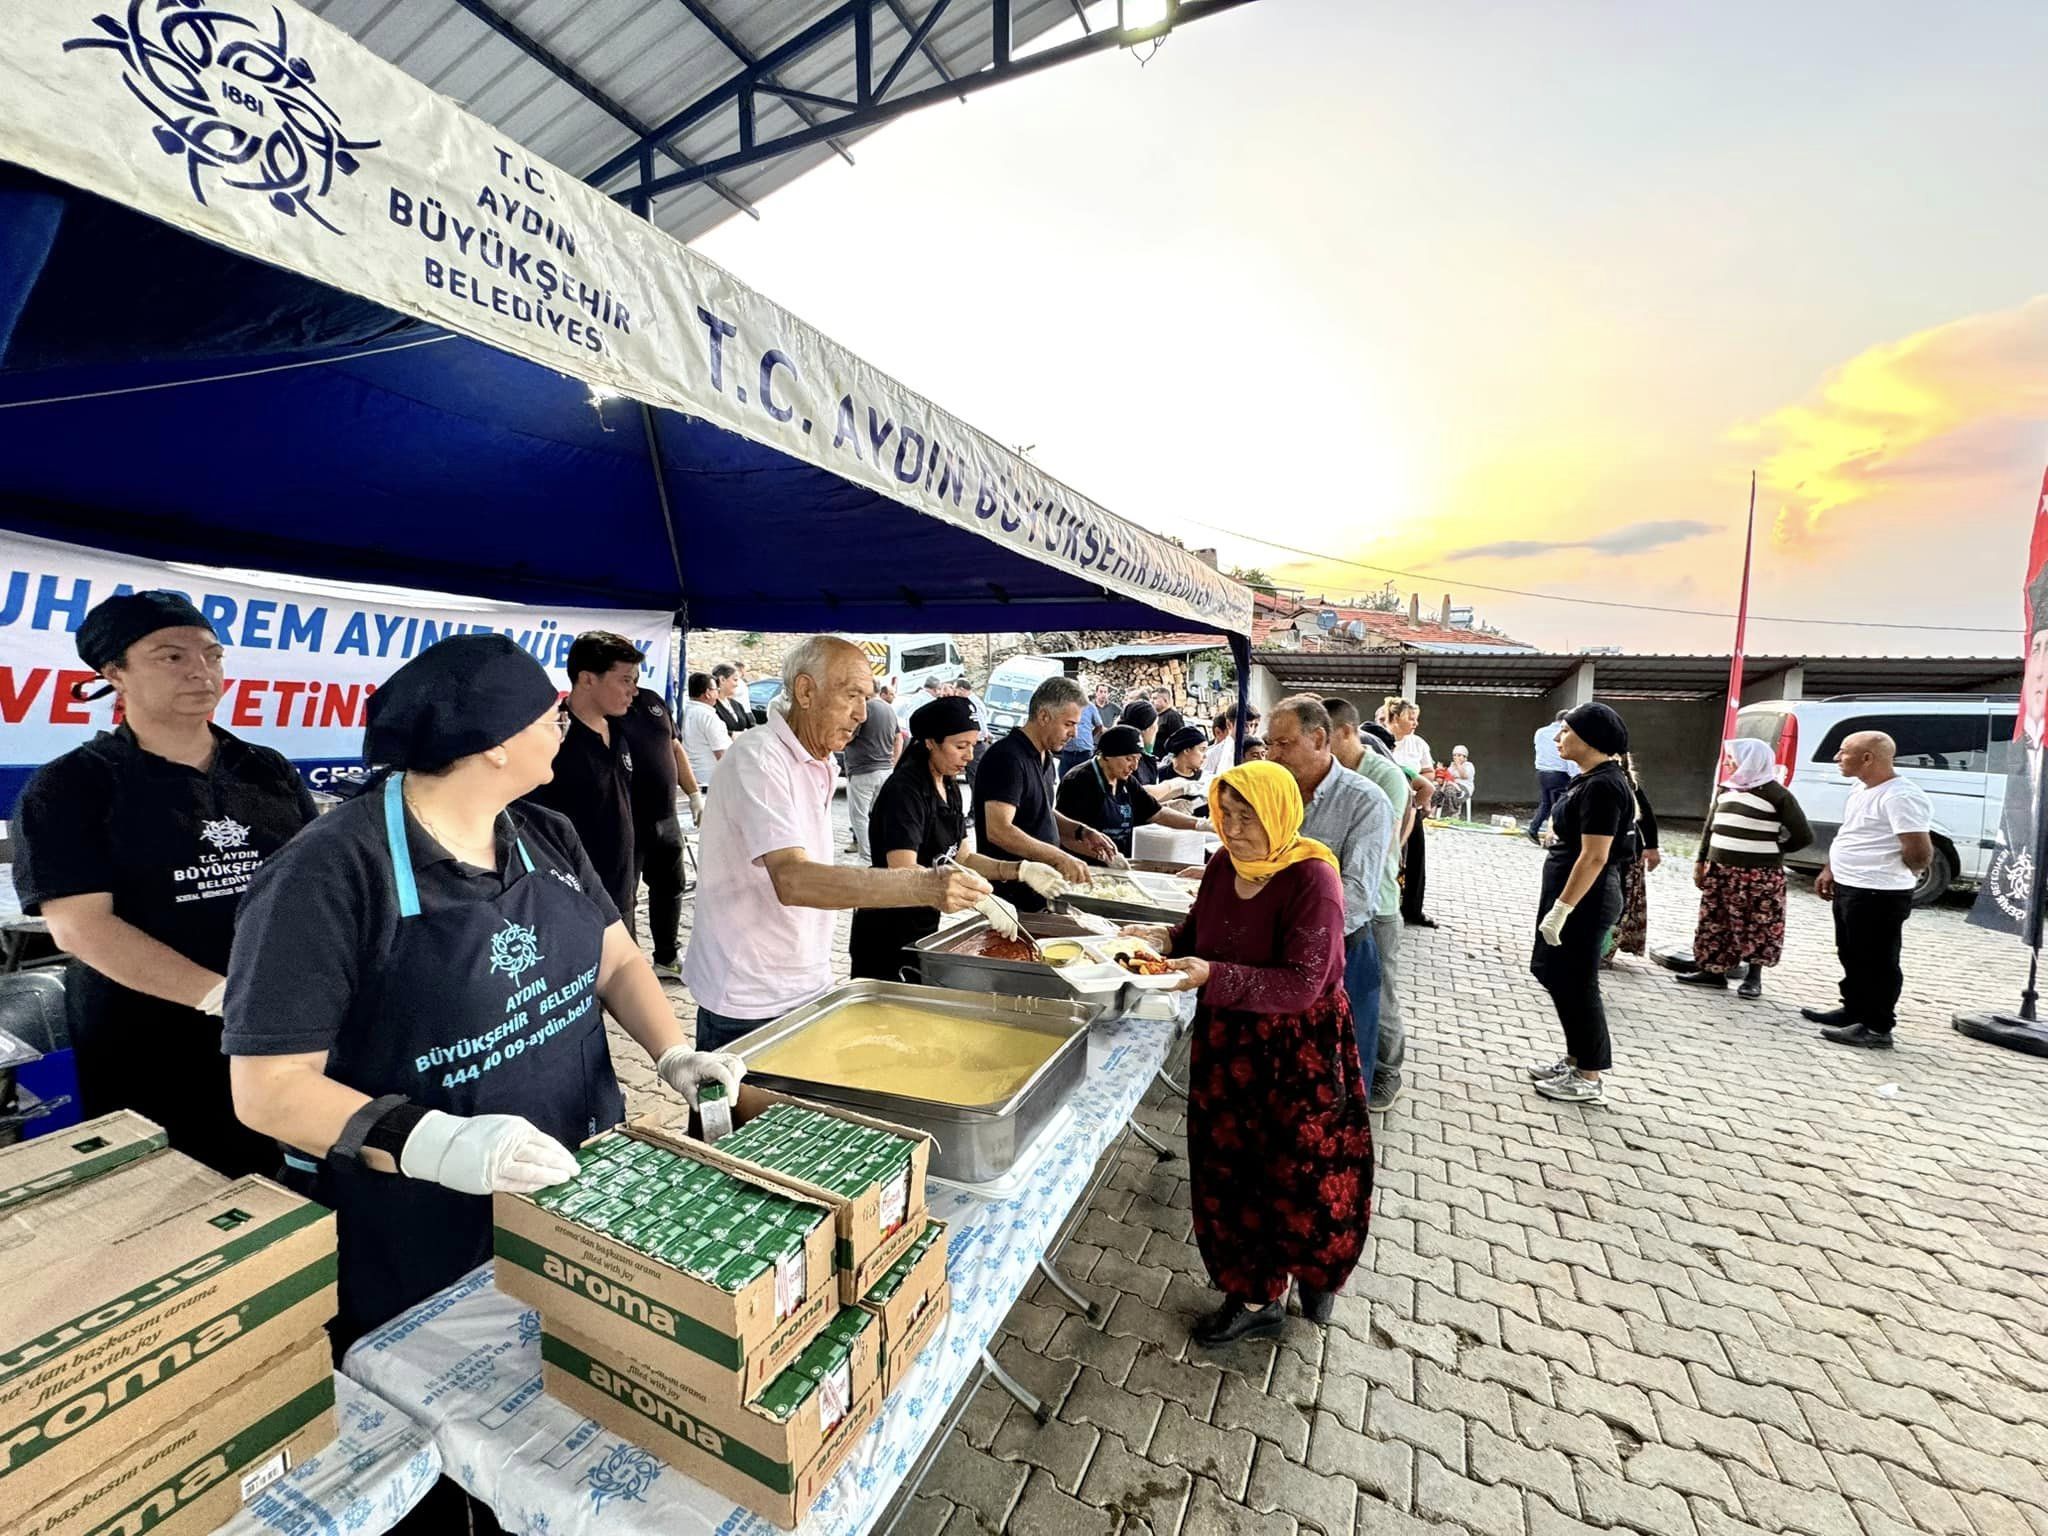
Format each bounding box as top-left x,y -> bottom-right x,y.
1833,883 -> 1913,1033
638,816 -> 687,965
1531,771 -> 1572,837
1531,864 -> 1622,1072
1401,816 -> 1429,920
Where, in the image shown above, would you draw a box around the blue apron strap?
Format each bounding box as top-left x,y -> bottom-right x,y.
514,838 -> 535,873
382,773 -> 422,919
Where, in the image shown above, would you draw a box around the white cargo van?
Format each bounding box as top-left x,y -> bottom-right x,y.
1733,695 -> 2018,905
981,655 -> 1069,738
837,634 -> 964,696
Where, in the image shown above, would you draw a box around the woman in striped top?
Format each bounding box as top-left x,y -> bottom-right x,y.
1676,740 -> 1813,999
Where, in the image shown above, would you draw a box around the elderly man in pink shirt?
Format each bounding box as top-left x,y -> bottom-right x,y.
683,635 -> 991,1049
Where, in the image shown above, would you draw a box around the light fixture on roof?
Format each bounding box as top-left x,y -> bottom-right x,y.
1119,0 -> 1174,43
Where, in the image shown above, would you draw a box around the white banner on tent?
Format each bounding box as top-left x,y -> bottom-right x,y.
0,530 -> 671,805
0,1 -> 1250,637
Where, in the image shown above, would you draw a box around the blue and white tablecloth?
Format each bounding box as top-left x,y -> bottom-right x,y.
217,1372 -> 442,1535
342,1003 -> 1182,1536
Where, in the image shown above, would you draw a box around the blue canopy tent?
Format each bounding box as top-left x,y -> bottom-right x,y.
0,170 -> 1250,644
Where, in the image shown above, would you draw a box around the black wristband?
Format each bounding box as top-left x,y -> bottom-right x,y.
333,1094 -> 426,1166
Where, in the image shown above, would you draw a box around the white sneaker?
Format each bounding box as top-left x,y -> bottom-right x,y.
1527,1056 -> 1572,1081
1535,1072 -> 1604,1104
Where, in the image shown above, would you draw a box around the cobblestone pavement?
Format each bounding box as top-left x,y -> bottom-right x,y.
612,812 -> 2048,1536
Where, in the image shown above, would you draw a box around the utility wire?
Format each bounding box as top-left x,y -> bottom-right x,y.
1167,516 -> 2014,637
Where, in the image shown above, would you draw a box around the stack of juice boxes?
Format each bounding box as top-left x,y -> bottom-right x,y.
495,1086 -> 949,1527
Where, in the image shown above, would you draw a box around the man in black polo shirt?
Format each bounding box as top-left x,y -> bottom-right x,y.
974,675 -> 1117,910
525,631 -> 641,933
617,679 -> 703,979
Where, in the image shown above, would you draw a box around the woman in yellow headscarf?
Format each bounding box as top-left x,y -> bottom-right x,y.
1124,761 -> 1372,1345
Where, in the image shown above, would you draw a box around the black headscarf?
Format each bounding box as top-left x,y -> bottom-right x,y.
75,591 -> 212,671
1117,700 -> 1157,732
1096,725 -> 1144,758
908,695 -> 979,742
364,634 -> 561,772
1564,701 -> 1629,756
1159,725 -> 1207,758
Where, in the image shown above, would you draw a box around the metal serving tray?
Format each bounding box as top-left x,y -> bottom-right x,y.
729,979 -> 1095,1184
907,912 -> 1130,1008
1060,869 -> 1197,925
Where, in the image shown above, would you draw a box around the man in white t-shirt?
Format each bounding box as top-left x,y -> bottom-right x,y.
1803,731 -> 1934,1049
681,670 -> 732,788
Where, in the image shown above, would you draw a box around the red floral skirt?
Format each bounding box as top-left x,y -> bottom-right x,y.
1692,864 -> 1788,970
1187,991 -> 1374,1304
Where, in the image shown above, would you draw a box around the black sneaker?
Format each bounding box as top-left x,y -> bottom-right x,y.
1738,967 -> 1764,1000
1191,1299 -> 1285,1346
1368,1073 -> 1402,1112
1820,1022 -> 1894,1050
1801,1006 -> 1854,1026
1404,914 -> 1439,929
1297,1287 -> 1336,1325
1656,951 -> 1701,974
1675,969 -> 1728,989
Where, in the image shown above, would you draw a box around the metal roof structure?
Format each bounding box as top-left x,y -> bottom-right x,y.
309,0 -> 1253,242
1253,650 -> 2025,701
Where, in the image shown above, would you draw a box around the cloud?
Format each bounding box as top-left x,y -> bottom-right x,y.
1743,296 -> 2048,546
1445,519 -> 1717,561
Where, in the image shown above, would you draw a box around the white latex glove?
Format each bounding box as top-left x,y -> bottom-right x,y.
687,789 -> 707,825
1018,862 -> 1066,900
658,1044 -> 746,1109
974,892 -> 1024,939
398,1110 -> 578,1195
1538,899 -> 1575,947
197,977 -> 227,1017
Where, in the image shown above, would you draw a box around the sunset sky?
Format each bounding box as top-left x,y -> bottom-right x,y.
698,1 -> 2048,656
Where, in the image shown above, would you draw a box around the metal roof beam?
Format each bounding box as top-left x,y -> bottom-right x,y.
669,0 -> 860,167
612,0 -> 1257,202
448,0 -> 758,220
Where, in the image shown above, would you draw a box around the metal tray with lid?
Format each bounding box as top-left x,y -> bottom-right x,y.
727,979 -> 1096,1183
1059,869 -> 1198,925
906,912 -> 1145,1015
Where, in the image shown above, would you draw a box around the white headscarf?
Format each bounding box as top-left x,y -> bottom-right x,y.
1721,738 -> 1781,790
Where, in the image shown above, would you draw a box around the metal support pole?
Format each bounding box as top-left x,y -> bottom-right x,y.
1129,1119 -> 1175,1160
980,1348 -> 1049,1422
1035,1258 -> 1104,1324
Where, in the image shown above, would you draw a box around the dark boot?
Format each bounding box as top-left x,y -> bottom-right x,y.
1298,1286 -> 1336,1325
1657,951 -> 1701,973
1820,1022 -> 1894,1050
1191,1298 -> 1286,1346
1676,968 -> 1728,989
1801,1006 -> 1854,1026
1738,963 -> 1764,1000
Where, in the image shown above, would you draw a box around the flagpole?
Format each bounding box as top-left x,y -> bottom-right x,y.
1722,472 -> 1757,747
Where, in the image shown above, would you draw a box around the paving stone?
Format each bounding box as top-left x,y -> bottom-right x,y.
1906,1430 -> 2048,1508
1577,1464 -> 1699,1536
1528,1493 -> 1618,1536
1470,1421 -> 1578,1515
1511,1398 -> 1621,1471
1323,1328 -> 1413,1398
1457,1262 -> 1546,1326
1792,1395 -> 1931,1474
1048,1314 -> 1149,1384
1726,1464 -> 1860,1536
959,1379 -> 1019,1451
1151,1402 -> 1258,1499
1721,1337 -> 1841,1404
1181,1476 -> 1296,1536
1883,1466 -> 1976,1535
1954,1490 -> 2043,1536
1076,1430 -> 1194,1532
1690,1368 -> 1811,1441
1593,1340 -> 1699,1403
1011,1468 -> 1119,1536
1550,1366 -> 1658,1444
1461,1342 -> 1557,1405
1501,1312 -> 1596,1375
928,1437 -> 1031,1531
1626,1445 -> 1739,1513
1214,1371 -> 1310,1461
1128,1348 -> 1226,1419
1371,1315 -> 1462,1369
1092,1251 -> 1178,1308
1061,1365 -> 1167,1450
1575,1267 -> 1666,1320
1419,1282 -> 1505,1346
939,1503 -> 984,1536
1827,1371 -> 1958,1437
1242,1442 -> 1358,1536
1941,1399 -> 2048,1464
1820,1453 -> 1907,1524
1536,1290 -> 1634,1350
995,1336 -> 1085,1411
1414,1452 -> 1527,1536
1369,1384 -> 1468,1473
1759,1424 -> 1834,1493
898,1494 -> 956,1536
1306,1408 -> 1414,1511
994,1407 -> 1102,1495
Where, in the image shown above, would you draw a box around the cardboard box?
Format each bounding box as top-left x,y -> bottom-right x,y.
0,1119 -> 338,1516
858,1221 -> 951,1395
17,1330 -> 336,1536
494,1132 -> 839,1402
541,1314 -> 880,1529
635,1087 -> 933,1302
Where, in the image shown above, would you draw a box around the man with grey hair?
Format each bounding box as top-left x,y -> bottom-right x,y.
1264,694 -> 1395,1104
684,636 -> 992,1048
976,674 -> 1116,911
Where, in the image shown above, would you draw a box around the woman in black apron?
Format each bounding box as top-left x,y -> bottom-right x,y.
1056,726 -> 1205,864
849,695 -> 1040,980
223,634 -> 745,1351
1528,702 -> 1634,1107
12,591 -> 316,1176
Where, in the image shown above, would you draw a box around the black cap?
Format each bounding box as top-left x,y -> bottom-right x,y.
75,591 -> 212,671
1564,701 -> 1629,756
909,695 -> 978,741
1159,725 -> 1207,757
1118,700 -> 1157,731
364,634 -> 561,772
1096,725 -> 1144,757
